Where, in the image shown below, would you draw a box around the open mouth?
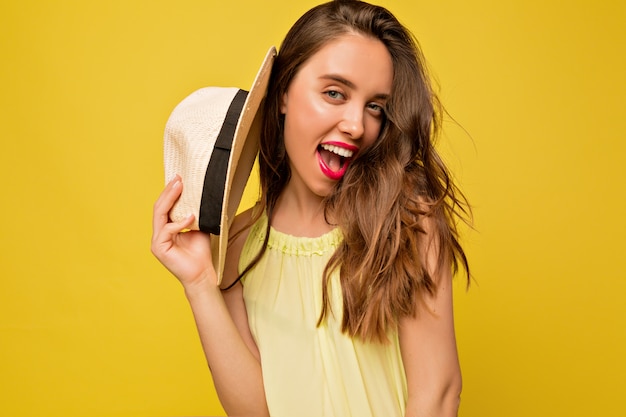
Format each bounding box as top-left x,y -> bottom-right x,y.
317,143 -> 355,180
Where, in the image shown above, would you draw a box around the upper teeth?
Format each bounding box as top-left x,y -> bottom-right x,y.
320,143 -> 354,158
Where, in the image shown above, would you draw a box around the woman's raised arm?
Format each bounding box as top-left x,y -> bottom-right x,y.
151,176 -> 268,416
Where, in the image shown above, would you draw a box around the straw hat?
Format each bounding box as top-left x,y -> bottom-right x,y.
163,46 -> 276,284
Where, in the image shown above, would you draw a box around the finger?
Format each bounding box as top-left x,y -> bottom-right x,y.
156,212 -> 195,242
154,175 -> 182,213
152,175 -> 182,232
151,213 -> 196,255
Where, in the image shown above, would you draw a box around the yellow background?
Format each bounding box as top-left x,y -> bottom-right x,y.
1,0 -> 624,416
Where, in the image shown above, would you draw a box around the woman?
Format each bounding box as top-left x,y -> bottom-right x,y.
152,1 -> 470,416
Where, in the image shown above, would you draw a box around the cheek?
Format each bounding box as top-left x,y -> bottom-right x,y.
363,117 -> 384,147
286,94 -> 329,133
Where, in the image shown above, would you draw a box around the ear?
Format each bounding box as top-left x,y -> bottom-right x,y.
280,92 -> 288,114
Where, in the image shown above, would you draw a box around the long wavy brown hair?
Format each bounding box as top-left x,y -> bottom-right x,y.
234,0 -> 471,342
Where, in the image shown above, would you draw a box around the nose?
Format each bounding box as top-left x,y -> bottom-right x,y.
338,104 -> 365,140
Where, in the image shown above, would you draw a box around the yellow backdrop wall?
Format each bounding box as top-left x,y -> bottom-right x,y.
1,1 -> 624,416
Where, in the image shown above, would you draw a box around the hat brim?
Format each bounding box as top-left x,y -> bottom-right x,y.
211,46 -> 276,284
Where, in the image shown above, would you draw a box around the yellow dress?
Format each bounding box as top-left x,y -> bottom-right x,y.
240,214 -> 407,417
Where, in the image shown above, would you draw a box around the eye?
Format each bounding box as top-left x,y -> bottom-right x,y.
324,89 -> 345,101
367,102 -> 385,116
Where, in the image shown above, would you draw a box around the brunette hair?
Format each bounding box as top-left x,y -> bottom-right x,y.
237,0 -> 470,342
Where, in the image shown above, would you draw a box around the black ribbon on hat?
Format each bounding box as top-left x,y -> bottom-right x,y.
199,89 -> 249,235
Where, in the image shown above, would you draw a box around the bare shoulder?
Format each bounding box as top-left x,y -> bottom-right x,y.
221,207 -> 258,289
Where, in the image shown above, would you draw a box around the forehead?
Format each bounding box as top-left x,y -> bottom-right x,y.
296,33 -> 393,93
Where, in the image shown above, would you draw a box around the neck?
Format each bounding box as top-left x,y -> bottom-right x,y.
271,185 -> 335,238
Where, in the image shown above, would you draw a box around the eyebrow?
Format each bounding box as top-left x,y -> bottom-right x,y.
320,74 -> 390,100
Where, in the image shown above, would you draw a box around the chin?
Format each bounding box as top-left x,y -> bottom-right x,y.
311,183 -> 335,199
